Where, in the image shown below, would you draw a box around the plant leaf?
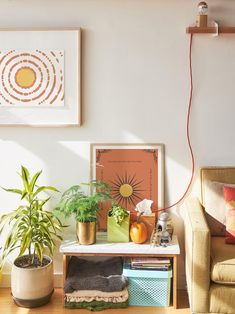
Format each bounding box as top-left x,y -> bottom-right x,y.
21,166 -> 30,192
33,186 -> 59,198
18,226 -> 31,257
29,170 -> 42,193
21,190 -> 28,200
1,188 -> 23,195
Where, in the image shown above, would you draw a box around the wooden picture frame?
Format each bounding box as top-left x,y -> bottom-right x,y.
91,143 -> 165,230
0,28 -> 81,127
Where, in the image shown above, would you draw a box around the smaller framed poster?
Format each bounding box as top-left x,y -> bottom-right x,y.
91,143 -> 165,230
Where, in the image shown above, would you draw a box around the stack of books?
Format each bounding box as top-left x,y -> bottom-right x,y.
130,257 -> 171,271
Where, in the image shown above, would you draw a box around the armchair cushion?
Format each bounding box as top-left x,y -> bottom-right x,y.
223,186 -> 235,244
210,284 -> 235,314
211,237 -> 235,284
203,180 -> 235,236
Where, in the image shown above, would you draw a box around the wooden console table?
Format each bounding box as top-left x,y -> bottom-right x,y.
60,233 -> 180,309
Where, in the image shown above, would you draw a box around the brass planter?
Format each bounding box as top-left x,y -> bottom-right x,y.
76,221 -> 96,245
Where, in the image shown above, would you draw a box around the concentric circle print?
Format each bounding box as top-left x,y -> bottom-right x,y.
0,50 -> 64,106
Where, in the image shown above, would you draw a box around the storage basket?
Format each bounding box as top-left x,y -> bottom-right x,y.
123,265 -> 172,307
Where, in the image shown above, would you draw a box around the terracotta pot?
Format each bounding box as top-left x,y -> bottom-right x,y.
11,255 -> 54,308
77,221 -> 96,245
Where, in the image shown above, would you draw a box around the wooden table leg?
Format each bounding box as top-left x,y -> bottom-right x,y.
63,254 -> 70,306
173,255 -> 178,309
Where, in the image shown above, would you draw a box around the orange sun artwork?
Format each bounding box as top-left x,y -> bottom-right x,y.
110,172 -> 145,208
94,147 -> 161,230
0,50 -> 64,106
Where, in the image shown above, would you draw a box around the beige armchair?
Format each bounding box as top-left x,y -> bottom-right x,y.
184,167 -> 235,314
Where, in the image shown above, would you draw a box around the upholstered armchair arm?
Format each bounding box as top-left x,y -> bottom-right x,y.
183,197 -> 211,313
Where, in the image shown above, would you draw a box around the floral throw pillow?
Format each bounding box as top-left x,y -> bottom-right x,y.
223,186 -> 235,244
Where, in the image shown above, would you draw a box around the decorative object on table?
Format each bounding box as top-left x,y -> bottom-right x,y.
0,166 -> 64,308
64,257 -> 128,310
135,199 -> 156,241
156,212 -> 174,239
196,2 -> 208,28
90,143 -> 164,230
150,212 -> 173,247
54,181 -> 112,245
130,212 -> 148,244
107,203 -> 130,242
0,28 -> 81,126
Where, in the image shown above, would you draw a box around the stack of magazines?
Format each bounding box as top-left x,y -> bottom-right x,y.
130,257 -> 171,271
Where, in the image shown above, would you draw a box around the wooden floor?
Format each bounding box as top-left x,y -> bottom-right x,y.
0,289 -> 190,314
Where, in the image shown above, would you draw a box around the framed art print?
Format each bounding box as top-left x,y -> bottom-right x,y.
0,28 -> 81,126
91,143 -> 165,230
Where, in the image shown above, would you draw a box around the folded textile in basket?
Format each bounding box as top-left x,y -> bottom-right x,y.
65,299 -> 128,311
65,287 -> 128,303
64,257 -> 128,293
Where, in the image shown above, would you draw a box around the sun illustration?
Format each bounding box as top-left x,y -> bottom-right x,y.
15,67 -> 36,89
110,172 -> 145,208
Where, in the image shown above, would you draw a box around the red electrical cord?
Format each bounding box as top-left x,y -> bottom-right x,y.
159,33 -> 195,212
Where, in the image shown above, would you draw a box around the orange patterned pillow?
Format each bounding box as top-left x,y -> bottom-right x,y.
223,186 -> 235,244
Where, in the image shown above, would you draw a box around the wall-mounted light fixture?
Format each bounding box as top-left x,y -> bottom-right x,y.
196,2 -> 208,28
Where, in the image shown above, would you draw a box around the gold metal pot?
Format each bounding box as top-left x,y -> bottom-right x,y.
76,221 -> 96,245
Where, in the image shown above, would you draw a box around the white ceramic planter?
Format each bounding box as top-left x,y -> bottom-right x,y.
11,255 -> 54,308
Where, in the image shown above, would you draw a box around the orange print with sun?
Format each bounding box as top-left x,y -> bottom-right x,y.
95,148 -> 159,230
0,50 -> 64,106
110,172 -> 145,208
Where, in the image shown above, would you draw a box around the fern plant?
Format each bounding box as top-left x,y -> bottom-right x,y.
54,181 -> 112,222
0,166 -> 64,268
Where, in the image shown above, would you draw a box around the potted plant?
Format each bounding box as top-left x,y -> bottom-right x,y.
107,203 -> 130,242
54,180 -> 112,245
0,166 -> 64,308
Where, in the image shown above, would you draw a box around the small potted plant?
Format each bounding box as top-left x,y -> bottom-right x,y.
0,166 -> 64,308
54,180 -> 112,245
107,203 -> 130,242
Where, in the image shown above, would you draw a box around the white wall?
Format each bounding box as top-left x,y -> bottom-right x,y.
1,0 -> 235,289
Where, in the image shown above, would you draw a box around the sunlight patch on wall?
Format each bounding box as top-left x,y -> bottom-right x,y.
59,142 -> 90,161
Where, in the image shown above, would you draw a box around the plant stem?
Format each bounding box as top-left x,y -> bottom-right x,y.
28,202 -> 32,263
137,212 -> 143,224
32,249 -> 36,265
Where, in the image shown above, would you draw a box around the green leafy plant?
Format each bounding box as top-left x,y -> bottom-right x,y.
108,203 -> 129,226
54,181 -> 112,222
0,166 -> 64,268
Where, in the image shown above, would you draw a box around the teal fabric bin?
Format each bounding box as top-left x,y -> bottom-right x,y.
123,265 -> 172,307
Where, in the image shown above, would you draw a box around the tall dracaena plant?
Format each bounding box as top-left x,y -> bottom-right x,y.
0,166 -> 64,268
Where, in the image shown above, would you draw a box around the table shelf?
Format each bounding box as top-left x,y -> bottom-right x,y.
60,233 -> 180,309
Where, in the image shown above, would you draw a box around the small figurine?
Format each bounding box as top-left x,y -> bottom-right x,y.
157,212 -> 174,239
